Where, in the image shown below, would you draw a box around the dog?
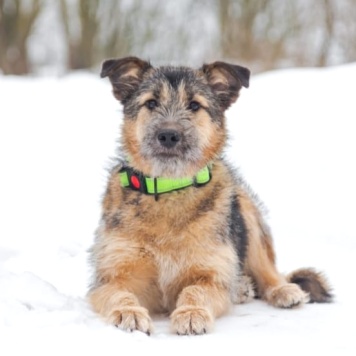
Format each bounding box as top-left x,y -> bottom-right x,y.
88,57 -> 332,335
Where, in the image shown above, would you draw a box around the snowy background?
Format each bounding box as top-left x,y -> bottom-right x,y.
1,63 -> 355,355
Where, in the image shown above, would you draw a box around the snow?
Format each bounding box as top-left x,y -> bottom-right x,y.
1,64 -> 356,355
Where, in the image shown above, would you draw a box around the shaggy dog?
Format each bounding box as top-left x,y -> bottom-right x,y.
88,57 -> 332,335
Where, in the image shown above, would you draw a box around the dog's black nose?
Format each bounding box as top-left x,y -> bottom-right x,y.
157,130 -> 181,148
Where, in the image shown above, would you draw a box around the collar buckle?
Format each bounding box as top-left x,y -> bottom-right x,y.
122,167 -> 148,193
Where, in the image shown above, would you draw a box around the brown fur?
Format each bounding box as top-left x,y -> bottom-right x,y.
287,268 -> 333,303
88,57 -> 332,335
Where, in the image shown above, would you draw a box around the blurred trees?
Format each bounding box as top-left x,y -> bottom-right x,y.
58,0 -> 165,70
0,0 -> 356,75
59,0 -> 100,70
217,0 -> 356,71
218,0 -> 296,70
0,0 -> 42,74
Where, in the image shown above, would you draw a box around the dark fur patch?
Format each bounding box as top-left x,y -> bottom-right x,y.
162,68 -> 189,89
287,268 -> 333,303
105,213 -> 122,229
228,194 -> 249,268
168,186 -> 219,228
197,193 -> 216,213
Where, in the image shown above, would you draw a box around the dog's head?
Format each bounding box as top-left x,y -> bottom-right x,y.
101,56 -> 249,178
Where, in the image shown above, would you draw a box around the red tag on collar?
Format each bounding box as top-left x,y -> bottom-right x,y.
130,175 -> 141,189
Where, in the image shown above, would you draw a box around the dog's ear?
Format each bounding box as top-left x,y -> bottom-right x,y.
101,56 -> 152,103
201,61 -> 250,110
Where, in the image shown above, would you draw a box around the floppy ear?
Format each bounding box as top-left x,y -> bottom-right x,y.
201,61 -> 250,110
100,56 -> 152,103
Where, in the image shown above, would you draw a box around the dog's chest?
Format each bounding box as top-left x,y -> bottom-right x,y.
144,233 -> 221,310
116,185 -> 236,309
153,243 -> 188,295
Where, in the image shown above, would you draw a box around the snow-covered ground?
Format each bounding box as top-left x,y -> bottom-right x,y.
1,64 -> 355,355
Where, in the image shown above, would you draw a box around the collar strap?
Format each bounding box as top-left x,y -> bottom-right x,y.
119,165 -> 211,196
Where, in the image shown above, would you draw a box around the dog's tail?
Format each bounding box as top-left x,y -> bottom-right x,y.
286,268 -> 333,303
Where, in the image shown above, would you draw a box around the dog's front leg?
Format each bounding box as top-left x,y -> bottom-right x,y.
89,283 -> 153,334
170,282 -> 231,335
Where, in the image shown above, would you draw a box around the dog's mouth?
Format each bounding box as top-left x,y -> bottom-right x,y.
154,151 -> 181,159
144,145 -> 190,163
153,144 -> 186,158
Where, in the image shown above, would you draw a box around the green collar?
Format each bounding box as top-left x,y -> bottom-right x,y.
119,165 -> 212,199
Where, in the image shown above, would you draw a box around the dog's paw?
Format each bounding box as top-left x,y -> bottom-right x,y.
171,306 -> 213,335
233,275 -> 255,304
266,283 -> 310,308
108,306 -> 153,335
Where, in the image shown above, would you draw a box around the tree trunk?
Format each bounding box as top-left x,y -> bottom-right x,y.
0,0 -> 42,75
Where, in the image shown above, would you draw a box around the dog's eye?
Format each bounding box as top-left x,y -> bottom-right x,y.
145,99 -> 158,110
188,101 -> 201,112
